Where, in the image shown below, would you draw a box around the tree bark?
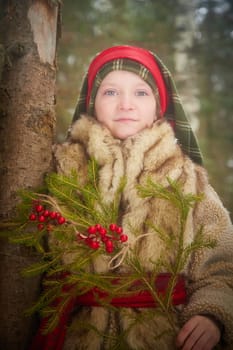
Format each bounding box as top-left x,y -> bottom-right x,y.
0,1 -> 60,349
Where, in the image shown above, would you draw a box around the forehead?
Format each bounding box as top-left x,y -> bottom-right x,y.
100,70 -> 151,86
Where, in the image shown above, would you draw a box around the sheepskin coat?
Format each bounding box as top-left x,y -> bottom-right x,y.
53,115 -> 233,350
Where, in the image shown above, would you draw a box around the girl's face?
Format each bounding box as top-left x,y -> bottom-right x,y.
94,70 -> 157,140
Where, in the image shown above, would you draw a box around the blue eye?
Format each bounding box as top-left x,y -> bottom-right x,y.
104,90 -> 117,96
135,90 -> 148,96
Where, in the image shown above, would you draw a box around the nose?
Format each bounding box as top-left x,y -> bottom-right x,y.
118,93 -> 134,111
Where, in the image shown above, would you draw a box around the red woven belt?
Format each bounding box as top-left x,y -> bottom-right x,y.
30,273 -> 186,350
75,273 -> 186,308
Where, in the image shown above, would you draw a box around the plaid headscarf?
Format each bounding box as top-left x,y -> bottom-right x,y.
72,45 -> 203,165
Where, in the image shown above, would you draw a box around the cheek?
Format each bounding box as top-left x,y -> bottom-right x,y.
146,116 -> 155,127
94,96 -> 110,120
148,102 -> 157,123
94,101 -> 102,121
94,104 -> 110,126
151,101 -> 158,121
93,93 -> 102,117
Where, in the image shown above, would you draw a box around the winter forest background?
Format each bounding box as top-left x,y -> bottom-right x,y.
57,0 -> 233,218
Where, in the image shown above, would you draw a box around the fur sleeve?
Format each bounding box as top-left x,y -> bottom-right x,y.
181,179 -> 233,346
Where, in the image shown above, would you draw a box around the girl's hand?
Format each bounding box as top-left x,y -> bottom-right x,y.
176,315 -> 221,350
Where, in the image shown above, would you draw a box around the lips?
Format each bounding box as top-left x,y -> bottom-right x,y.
115,118 -> 137,122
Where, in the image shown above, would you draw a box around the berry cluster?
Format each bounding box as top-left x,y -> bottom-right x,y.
77,223 -> 128,253
28,201 -> 66,231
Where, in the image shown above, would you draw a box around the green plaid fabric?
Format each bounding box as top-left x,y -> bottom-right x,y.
72,53 -> 203,165
87,59 -> 161,116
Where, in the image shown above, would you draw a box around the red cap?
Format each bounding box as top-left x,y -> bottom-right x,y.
87,45 -> 168,115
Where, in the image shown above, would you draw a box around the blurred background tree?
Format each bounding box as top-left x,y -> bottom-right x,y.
56,0 -> 233,218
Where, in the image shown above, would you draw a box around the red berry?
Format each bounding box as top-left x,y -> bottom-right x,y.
29,213 -> 37,221
43,210 -> 50,217
115,226 -> 123,234
105,239 -> 113,247
106,245 -> 114,253
90,241 -> 100,250
35,204 -> 44,213
99,227 -> 107,236
109,223 -> 117,231
38,215 -> 46,222
95,224 -> 102,231
120,234 -> 128,242
37,223 -> 44,230
105,239 -> 114,253
106,246 -> 113,252
101,235 -> 108,242
57,216 -> 66,225
56,212 -> 61,219
87,226 -> 97,234
49,211 -> 57,219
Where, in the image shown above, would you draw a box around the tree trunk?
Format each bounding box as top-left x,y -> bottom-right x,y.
0,1 -> 60,349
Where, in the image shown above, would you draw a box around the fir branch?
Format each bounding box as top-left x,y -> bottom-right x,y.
7,161 -> 216,343
180,226 -> 216,269
127,253 -> 177,332
25,283 -> 62,316
145,223 -> 175,248
9,233 -> 36,245
45,174 -> 90,212
138,177 -> 203,222
88,158 -> 99,192
41,309 -> 60,335
22,256 -> 61,277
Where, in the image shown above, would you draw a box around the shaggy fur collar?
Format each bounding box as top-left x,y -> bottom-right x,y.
67,115 -> 199,203
69,114 -> 186,181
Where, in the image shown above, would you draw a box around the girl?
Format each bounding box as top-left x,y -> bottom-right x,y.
33,46 -> 233,350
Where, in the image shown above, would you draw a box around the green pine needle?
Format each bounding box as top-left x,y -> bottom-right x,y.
5,162 -> 216,340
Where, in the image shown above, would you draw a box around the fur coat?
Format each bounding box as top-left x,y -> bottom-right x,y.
53,115 -> 233,350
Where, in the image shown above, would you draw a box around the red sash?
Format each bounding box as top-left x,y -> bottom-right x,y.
29,273 -> 186,350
